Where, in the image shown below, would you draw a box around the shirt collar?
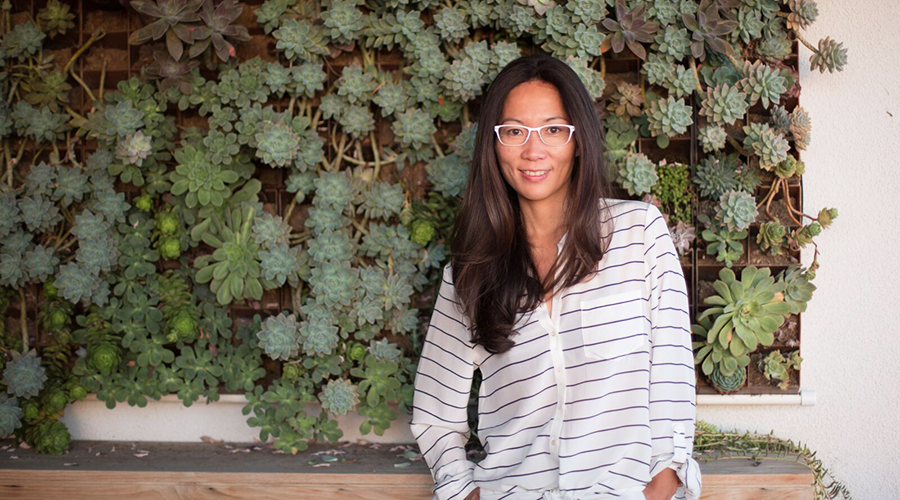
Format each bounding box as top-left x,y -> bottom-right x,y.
556,230 -> 568,252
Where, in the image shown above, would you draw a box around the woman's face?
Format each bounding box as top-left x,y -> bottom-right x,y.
495,80 -> 578,207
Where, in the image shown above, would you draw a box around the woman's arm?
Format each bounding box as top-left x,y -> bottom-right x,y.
642,204 -> 702,500
410,264 -> 480,500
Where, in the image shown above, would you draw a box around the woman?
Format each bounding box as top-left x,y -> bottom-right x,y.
411,53 -> 701,500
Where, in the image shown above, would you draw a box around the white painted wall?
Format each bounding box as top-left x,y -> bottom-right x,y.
60,1 -> 900,497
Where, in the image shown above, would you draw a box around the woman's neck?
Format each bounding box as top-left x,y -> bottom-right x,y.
519,193 -> 568,250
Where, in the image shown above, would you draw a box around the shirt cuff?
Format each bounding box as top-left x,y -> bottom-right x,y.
650,424 -> 702,500
432,458 -> 477,500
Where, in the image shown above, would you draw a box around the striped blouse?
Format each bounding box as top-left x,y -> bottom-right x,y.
410,199 -> 701,500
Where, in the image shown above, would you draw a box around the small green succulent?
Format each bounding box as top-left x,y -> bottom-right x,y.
698,125 -> 727,153
776,264 -> 817,315
708,363 -> 745,394
299,315 -> 340,357
194,204 -> 264,305
809,36 -> 848,74
757,221 -> 787,255
698,213 -> 747,268
714,189 -> 758,232
3,349 -> 48,399
256,313 -> 302,361
699,83 -> 749,126
735,59 -> 787,109
742,122 -> 790,171
273,18 -> 329,61
38,0 -> 76,38
646,95 -> 692,137
255,120 -> 300,168
760,350 -> 802,390
170,142 -> 239,207
616,152 -> 658,196
0,395 -> 24,439
319,378 -> 360,416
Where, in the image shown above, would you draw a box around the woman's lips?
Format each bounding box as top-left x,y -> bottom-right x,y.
519,169 -> 549,181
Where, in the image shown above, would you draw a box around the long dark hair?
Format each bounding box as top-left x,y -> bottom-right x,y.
449,53 -> 616,355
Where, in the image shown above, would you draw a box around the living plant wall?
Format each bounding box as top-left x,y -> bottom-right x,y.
0,0 -> 846,455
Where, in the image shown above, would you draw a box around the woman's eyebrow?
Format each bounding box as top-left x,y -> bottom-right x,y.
499,116 -> 568,124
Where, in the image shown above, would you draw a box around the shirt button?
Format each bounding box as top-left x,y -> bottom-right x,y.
551,439 -> 557,446
549,330 -> 557,337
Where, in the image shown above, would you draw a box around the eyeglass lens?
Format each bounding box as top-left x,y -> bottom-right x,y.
498,126 -> 572,146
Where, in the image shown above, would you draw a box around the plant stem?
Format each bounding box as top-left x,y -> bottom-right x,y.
19,288 -> 28,351
724,134 -> 752,157
64,29 -> 105,74
791,28 -> 819,54
431,132 -> 444,158
69,69 -> 96,103
689,57 -> 705,95
369,130 -> 382,181
99,57 -> 107,102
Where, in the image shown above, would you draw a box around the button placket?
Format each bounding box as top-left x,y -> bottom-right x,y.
544,241 -> 567,456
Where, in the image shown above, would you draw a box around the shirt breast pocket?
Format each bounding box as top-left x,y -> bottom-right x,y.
579,289 -> 648,360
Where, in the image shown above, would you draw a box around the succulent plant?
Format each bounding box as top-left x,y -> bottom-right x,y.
128,0 -> 204,62
313,171 -> 355,211
696,266 -> 790,369
259,242 -> 304,288
681,0 -> 738,61
251,211 -> 291,249
38,0 -> 76,38
170,142 -> 239,207
319,377 -> 359,416
291,61 -> 328,99
600,0 -> 659,60
735,59 -> 787,109
653,24 -> 691,61
699,82 -> 749,126
756,220 -> 787,255
255,120 -> 300,168
32,420 -> 71,455
776,264 -> 817,315
817,207 -> 838,229
24,245 -> 59,283
646,95 -> 692,137
256,313 -> 302,361
708,363 -> 745,394
809,36 -> 847,74
54,166 -> 91,207
670,220 -> 696,257
307,228 -> 355,264
698,125 -> 727,153
786,0 -> 818,31
425,154 -> 469,198
117,130 -> 153,166
194,204 -> 264,305
299,315 -> 340,357
273,18 -> 330,61
23,69 -> 72,112
616,152 -> 658,196
3,21 -> 45,61
0,395 -> 24,439
192,0 -> 250,62
698,212 -> 746,268
760,349 -> 802,390
18,195 -> 62,233
742,122 -> 790,170
714,189 -> 758,232
3,349 -> 48,399
368,338 -> 401,363
165,305 -> 200,343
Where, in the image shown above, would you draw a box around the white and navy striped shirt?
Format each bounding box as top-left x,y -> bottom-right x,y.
411,199 -> 701,500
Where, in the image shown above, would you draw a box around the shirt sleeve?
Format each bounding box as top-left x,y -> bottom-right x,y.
643,203 -> 702,500
410,264 -> 479,500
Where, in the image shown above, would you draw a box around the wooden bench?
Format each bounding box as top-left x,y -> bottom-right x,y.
0,440 -> 815,499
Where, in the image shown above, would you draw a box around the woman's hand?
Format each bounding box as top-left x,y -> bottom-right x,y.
464,486 -> 480,500
641,468 -> 680,500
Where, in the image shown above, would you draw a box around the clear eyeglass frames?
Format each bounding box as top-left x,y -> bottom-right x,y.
493,124 -> 575,147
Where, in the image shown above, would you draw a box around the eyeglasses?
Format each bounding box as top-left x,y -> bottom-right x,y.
493,124 -> 575,147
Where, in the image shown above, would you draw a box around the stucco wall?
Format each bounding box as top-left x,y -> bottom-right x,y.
60,1 -> 900,497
